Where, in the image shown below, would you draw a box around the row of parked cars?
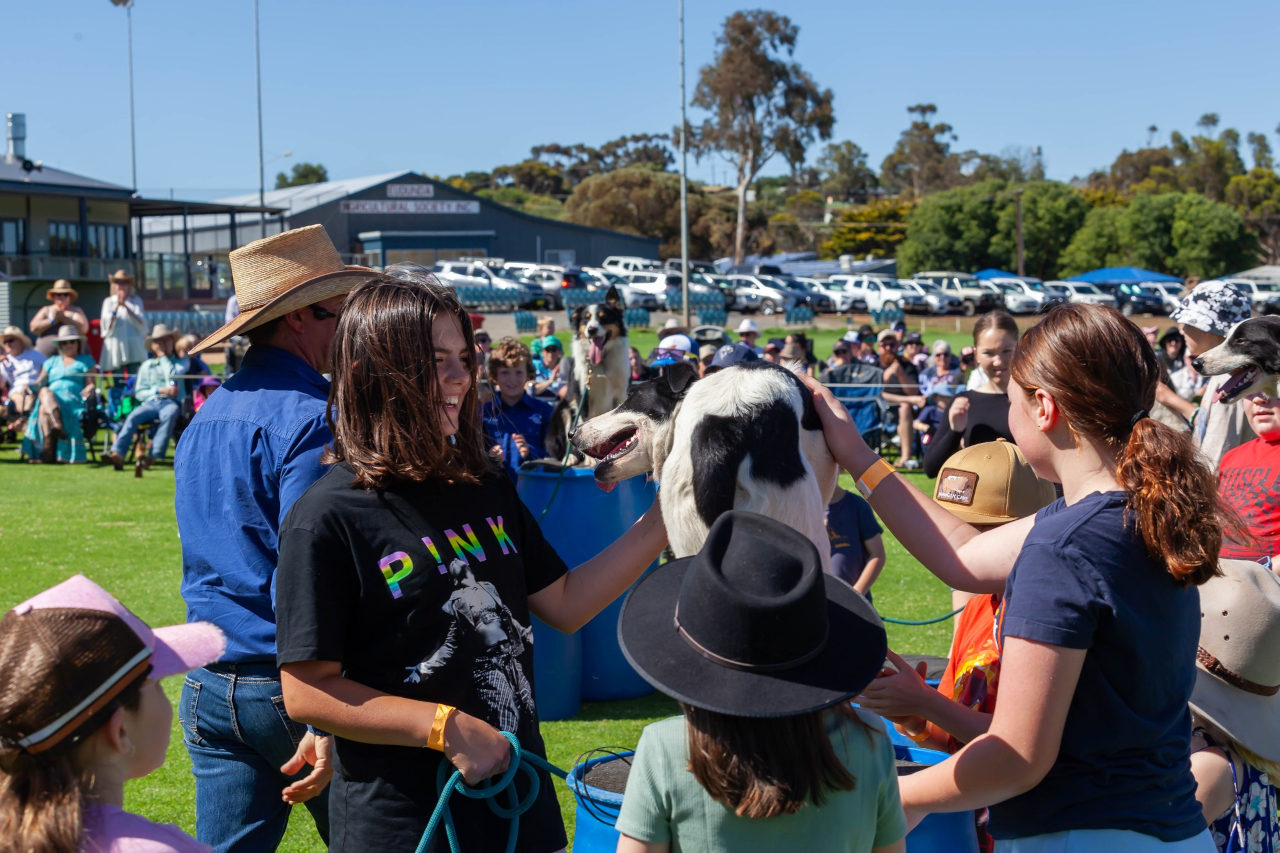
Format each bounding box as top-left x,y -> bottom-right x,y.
426,256 -> 1280,318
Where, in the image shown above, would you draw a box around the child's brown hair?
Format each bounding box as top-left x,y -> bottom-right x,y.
487,337 -> 533,384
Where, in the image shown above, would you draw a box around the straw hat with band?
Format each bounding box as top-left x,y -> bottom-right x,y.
933,440 -> 1057,525
1,326 -> 32,348
1189,558 -> 1280,764
45,280 -> 78,302
618,510 -> 887,718
52,324 -> 86,344
108,269 -> 135,286
0,575 -> 224,758
145,323 -> 182,347
190,225 -> 379,355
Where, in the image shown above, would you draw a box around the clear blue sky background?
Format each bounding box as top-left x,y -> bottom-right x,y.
7,0 -> 1278,200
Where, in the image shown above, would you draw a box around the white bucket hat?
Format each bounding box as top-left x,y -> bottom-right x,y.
736,318 -> 760,335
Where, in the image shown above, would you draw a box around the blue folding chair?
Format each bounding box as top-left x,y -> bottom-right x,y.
825,363 -> 889,457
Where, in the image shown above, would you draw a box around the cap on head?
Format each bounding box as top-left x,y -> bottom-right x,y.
933,440 -> 1056,525
1170,280 -> 1252,337
709,342 -> 760,371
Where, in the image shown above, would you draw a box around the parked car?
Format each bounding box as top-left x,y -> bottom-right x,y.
625,271 -> 724,308
1092,281 -> 1165,316
770,276 -> 834,312
912,271 -> 1002,316
1144,280 -> 1184,314
1049,281 -> 1118,308
901,280 -> 962,314
725,274 -> 797,315
602,255 -> 662,273
691,272 -> 749,310
432,260 -> 542,308
663,258 -> 719,275
580,267 -> 659,309
507,264 -> 570,308
987,277 -> 1068,314
790,276 -> 863,313
828,274 -> 926,314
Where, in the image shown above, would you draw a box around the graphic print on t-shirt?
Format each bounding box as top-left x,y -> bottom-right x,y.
400,554 -> 537,733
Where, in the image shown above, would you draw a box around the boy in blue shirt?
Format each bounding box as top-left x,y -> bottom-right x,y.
825,480 -> 885,599
483,337 -> 552,480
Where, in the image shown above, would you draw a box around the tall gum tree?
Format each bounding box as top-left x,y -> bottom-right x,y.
684,10 -> 833,264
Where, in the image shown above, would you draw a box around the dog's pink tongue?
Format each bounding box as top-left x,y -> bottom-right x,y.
595,478 -> 617,493
590,338 -> 604,364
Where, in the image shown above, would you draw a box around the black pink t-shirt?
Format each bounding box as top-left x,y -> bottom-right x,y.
276,463 -> 569,852
991,491 -> 1203,842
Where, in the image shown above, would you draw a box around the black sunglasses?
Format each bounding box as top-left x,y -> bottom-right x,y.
309,305 -> 338,321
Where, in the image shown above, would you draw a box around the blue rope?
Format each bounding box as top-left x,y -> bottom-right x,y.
881,607 -> 964,626
415,731 -> 570,853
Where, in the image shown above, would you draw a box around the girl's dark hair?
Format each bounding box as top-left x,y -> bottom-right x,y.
325,272 -> 493,489
681,702 -> 869,819
1011,303 -> 1237,585
972,309 -> 1019,344
0,672 -> 145,853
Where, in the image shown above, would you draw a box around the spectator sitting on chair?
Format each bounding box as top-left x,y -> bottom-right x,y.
21,325 -> 97,464
529,316 -> 556,360
1,326 -> 45,438
629,345 -> 653,382
919,340 -> 964,397
876,330 -> 925,469
819,339 -> 854,382
104,324 -> 188,471
902,331 -> 928,369
913,385 -> 956,449
532,335 -> 566,398
99,270 -> 148,379
29,280 -> 89,358
761,338 -> 783,364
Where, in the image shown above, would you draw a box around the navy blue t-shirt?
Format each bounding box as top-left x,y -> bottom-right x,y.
990,491 -> 1204,842
825,491 -> 882,587
482,392 -> 553,481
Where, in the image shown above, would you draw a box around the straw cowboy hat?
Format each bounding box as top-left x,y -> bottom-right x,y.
619,510 -> 887,717
1189,558 -> 1280,763
190,225 -> 379,355
45,280 -> 78,302
1,326 -> 32,348
108,269 -> 135,286
52,324 -> 86,343
145,323 -> 182,347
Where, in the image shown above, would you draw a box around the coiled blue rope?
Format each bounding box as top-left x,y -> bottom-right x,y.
415,731 -> 569,853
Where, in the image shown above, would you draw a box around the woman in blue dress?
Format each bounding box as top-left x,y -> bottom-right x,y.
22,325 -> 97,463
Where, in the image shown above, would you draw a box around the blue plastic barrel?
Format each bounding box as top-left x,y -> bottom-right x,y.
529,613 -> 581,721
517,467 -> 657,705
567,751 -> 632,853
895,743 -> 980,853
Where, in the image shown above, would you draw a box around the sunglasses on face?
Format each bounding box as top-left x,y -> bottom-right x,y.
833,348 -> 849,355
309,305 -> 339,322
650,347 -> 688,361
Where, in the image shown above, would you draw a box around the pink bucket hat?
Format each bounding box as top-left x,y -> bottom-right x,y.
0,575 -> 225,755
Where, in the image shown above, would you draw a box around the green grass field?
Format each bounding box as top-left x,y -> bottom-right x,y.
0,331 -> 957,850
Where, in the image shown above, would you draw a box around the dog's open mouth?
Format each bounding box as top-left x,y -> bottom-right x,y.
1216,366 -> 1261,404
582,426 -> 639,463
588,333 -> 609,364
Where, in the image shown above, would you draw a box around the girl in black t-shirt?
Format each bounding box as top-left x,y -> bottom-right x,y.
274,271 -> 667,852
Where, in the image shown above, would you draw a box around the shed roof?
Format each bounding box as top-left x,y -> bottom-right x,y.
0,159 -> 133,198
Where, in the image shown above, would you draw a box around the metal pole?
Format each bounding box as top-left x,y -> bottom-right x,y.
254,0 -> 266,238
678,0 -> 691,330
1015,187 -> 1025,277
126,2 -> 137,192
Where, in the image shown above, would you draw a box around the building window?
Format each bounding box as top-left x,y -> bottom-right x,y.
87,223 -> 127,259
0,219 -> 23,255
49,221 -> 78,256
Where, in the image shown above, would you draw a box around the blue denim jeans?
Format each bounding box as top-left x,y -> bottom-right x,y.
180,662 -> 329,852
113,395 -> 180,459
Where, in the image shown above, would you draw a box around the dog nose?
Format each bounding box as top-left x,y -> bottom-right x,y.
568,425 -> 578,440
1191,356 -> 1204,372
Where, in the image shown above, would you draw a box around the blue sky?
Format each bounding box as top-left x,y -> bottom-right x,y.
7,0 -> 1278,200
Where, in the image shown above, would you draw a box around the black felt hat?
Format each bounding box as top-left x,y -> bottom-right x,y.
618,511 -> 887,718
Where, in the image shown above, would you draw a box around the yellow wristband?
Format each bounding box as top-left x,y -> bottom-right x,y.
855,458 -> 896,499
427,703 -> 456,751
896,722 -> 931,745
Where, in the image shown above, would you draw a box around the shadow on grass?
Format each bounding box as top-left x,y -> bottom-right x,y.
571,692 -> 680,722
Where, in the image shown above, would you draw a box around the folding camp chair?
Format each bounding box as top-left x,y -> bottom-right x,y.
824,363 -> 890,458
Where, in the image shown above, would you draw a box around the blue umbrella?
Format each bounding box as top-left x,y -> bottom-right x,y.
1066,266 -> 1182,284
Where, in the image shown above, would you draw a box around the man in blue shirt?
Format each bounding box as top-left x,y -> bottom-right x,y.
175,225 -> 378,851
103,323 -> 187,470
482,337 -> 552,480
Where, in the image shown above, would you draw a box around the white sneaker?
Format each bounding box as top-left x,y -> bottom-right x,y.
889,435 -> 901,447
902,458 -> 921,470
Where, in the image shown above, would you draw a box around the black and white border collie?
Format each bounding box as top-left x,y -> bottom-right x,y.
569,286 -> 629,419
1193,316 -> 1280,404
570,360 -> 839,571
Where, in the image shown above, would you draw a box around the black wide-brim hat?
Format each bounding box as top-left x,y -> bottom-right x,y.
619,510 -> 887,718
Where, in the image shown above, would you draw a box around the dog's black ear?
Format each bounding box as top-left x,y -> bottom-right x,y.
663,361 -> 699,398
605,285 -> 622,309
1258,317 -> 1280,374
571,305 -> 585,327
